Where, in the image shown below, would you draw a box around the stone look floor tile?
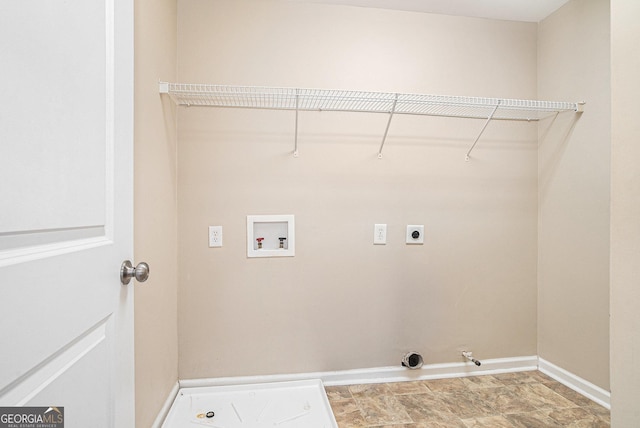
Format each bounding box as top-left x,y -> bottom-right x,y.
415,419 -> 466,428
423,377 -> 468,393
510,383 -> 577,410
349,383 -> 391,398
474,386 -> 538,414
395,393 -> 457,421
327,371 -> 610,428
506,410 -> 563,428
541,381 -> 595,407
358,394 -> 413,425
461,415 -> 516,427
329,397 -> 366,428
439,390 -> 497,419
377,422 -> 463,428
461,375 -> 505,389
325,385 -> 353,401
329,398 -> 360,416
492,371 -> 540,385
583,400 -> 611,417
385,381 -> 430,395
374,425 -> 430,428
529,371 -> 556,383
332,409 -> 367,428
544,406 -> 610,427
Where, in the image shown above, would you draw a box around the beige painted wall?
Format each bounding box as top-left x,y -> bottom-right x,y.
134,0 -> 179,426
176,0 -> 539,380
537,0 -> 611,390
610,0 -> 640,425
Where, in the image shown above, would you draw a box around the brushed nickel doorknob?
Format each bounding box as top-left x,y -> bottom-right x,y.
120,260 -> 150,285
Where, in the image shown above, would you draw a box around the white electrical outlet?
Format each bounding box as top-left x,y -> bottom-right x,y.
406,225 -> 424,244
374,224 -> 387,245
208,226 -> 223,247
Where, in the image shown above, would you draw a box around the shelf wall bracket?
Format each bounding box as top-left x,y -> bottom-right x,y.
465,100 -> 501,161
159,81 -> 169,94
378,94 -> 399,159
293,90 -> 299,157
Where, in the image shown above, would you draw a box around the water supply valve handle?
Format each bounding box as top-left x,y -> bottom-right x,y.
462,351 -> 482,366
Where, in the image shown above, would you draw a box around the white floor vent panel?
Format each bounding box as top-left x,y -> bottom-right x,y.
161,379 -> 339,428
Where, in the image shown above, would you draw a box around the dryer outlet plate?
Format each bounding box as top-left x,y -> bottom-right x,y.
406,225 -> 424,244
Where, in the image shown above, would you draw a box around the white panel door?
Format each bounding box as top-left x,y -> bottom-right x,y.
0,1 -> 135,427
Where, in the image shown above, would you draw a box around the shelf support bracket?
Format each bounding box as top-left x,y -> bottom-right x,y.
159,81 -> 169,94
293,90 -> 300,157
465,100 -> 501,161
378,94 -> 399,159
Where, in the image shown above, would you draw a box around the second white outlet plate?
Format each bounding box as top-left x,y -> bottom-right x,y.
209,226 -> 223,247
374,224 -> 387,245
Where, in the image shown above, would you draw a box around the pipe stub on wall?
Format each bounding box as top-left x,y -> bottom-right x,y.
401,352 -> 423,369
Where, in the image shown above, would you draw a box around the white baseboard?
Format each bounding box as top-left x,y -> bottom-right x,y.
538,358 -> 610,409
179,355 -> 538,389
322,355 -> 539,386
151,381 -> 179,428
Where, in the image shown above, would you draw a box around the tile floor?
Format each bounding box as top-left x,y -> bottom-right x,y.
325,371 -> 610,427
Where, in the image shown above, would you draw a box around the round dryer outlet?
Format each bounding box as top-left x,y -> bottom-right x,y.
406,225 -> 424,244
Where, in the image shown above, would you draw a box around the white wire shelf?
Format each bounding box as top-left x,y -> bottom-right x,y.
159,82 -> 584,159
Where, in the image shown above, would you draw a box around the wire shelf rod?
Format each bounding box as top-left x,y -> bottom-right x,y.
168,103 -> 550,122
465,101 -> 501,161
378,94 -> 399,159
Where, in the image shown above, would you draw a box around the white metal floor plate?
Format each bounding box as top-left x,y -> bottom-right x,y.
161,379 -> 338,428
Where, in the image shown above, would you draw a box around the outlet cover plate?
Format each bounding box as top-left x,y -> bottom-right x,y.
374,224 -> 387,245
209,226 -> 223,247
406,225 -> 424,244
